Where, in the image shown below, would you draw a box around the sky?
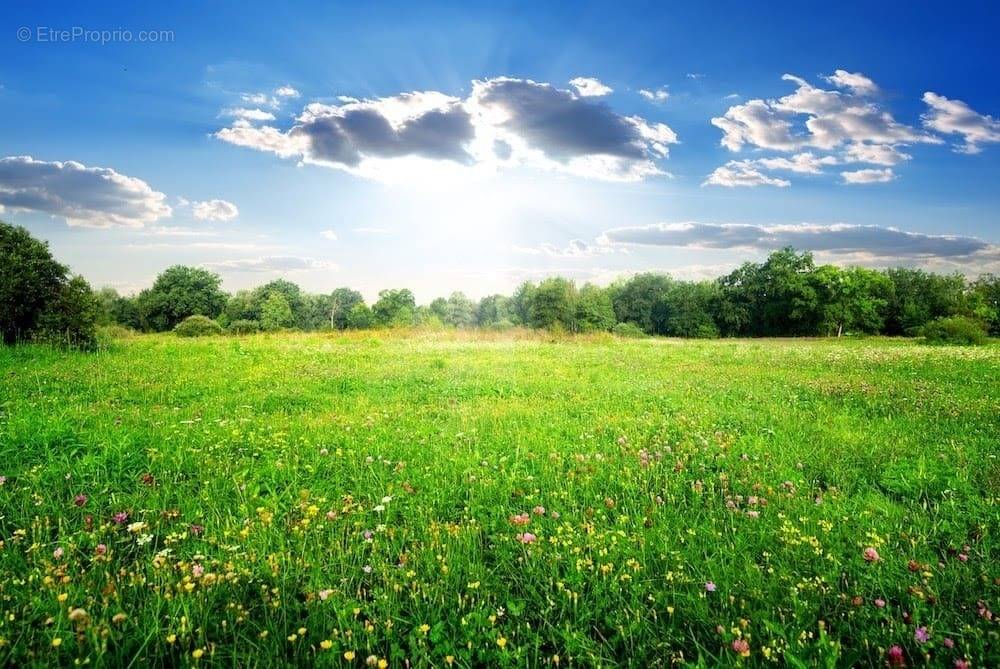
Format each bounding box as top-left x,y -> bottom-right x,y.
2,1 -> 999,301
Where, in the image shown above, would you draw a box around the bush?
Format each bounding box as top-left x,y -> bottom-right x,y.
32,275 -> 100,350
612,322 -> 647,338
174,315 -> 223,337
921,316 -> 988,345
227,319 -> 261,335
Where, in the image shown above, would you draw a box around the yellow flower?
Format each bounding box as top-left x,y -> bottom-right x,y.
445,657 -> 454,665
57,593 -> 68,603
344,650 -> 356,661
497,636 -> 507,649
419,624 -> 430,634
666,606 -> 675,615
166,634 -> 177,643
378,661 -> 388,669
320,640 -> 333,650
192,648 -> 204,659
52,638 -> 62,648
287,634 -> 298,642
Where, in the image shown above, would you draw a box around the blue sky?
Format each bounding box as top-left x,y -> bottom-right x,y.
2,1 -> 999,299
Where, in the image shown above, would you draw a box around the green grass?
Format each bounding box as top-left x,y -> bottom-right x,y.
1,331 -> 998,667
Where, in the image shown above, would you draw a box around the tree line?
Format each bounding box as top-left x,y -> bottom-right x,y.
2,221 -> 998,348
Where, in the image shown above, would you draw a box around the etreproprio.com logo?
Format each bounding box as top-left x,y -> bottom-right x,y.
17,26 -> 174,44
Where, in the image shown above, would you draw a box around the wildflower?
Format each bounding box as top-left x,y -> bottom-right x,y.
747,510 -> 760,519
192,648 -> 204,659
373,505 -> 385,512
189,524 -> 204,536
363,529 -> 374,541
863,547 -> 880,562
0,476 -> 5,485
874,598 -> 886,608
381,496 -> 392,504
366,656 -> 378,667
509,513 -> 530,526
958,553 -> 968,562
550,511 -> 560,519
113,511 -> 129,524
127,521 -> 147,533
53,547 -> 64,560
887,645 -> 905,667
943,638 -> 954,649
914,627 -> 929,644
954,660 -> 969,669
68,608 -> 88,622
732,638 -> 750,657
192,564 -> 204,577
320,640 -> 333,650
419,624 -> 430,634
52,638 -> 62,647
318,589 -> 333,600
141,473 -> 155,486
95,543 -> 107,556
112,613 -> 127,624
516,532 -> 537,544
705,581 -> 717,592
73,494 -> 88,507
496,636 -> 507,649
532,505 -> 545,515
344,650 -> 356,660
362,564 -> 372,574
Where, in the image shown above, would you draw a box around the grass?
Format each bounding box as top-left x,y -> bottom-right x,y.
0,330 -> 998,667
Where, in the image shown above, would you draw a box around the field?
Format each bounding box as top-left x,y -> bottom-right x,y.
1,332 -> 998,667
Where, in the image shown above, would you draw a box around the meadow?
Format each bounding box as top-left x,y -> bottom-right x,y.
0,331 -> 998,667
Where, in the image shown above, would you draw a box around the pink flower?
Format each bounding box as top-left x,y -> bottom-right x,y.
887,645 -> 905,667
53,547 -> 64,560
954,660 -> 969,669
863,547 -> 880,562
705,581 -> 716,592
113,511 -> 129,524
532,506 -> 545,516
874,598 -> 886,608
95,543 -> 107,556
363,530 -> 374,541
192,563 -> 204,577
731,639 -> 750,656
318,589 -> 333,601
958,553 -> 968,562
516,532 -> 536,544
914,627 -> 929,644
189,524 -> 204,536
747,510 -> 760,519
549,511 -> 560,520
73,494 -> 88,507
943,638 -> 954,649
509,513 -> 530,527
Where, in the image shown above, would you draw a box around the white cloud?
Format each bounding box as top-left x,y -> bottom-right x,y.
841,167 -> 895,184
275,85 -> 300,98
703,160 -> 791,188
202,256 -> 337,272
843,143 -> 911,166
240,92 -> 279,108
754,152 -> 840,174
825,69 -> 879,96
0,155 -> 171,228
569,77 -> 613,97
599,221 -> 992,258
191,199 -> 239,221
639,88 -> 670,102
222,107 -> 276,122
216,77 -> 678,182
921,92 -> 1000,154
320,229 -> 338,240
686,73 -> 705,80
513,238 -> 614,258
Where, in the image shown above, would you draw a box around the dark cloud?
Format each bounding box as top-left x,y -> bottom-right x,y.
600,222 -> 991,258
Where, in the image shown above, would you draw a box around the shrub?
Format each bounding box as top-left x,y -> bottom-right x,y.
227,319 -> 261,335
921,316 -> 988,345
174,315 -> 223,337
32,275 -> 100,350
612,322 -> 647,338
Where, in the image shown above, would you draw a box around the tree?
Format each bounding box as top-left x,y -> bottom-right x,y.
95,287 -> 142,329
444,292 -> 476,328
328,288 -> 364,329
715,248 -> 819,336
137,265 -> 227,331
575,284 -> 615,332
969,274 -> 1000,335
253,280 -> 306,328
221,290 -> 258,326
260,292 -> 294,331
509,282 -> 536,326
373,289 -> 416,326
884,268 -> 966,335
530,278 -> 576,330
346,302 -> 374,329
34,275 -> 100,348
654,281 -> 720,338
611,274 -> 674,334
812,266 -> 890,336
428,297 -> 449,323
0,221 -> 68,343
476,294 -> 510,326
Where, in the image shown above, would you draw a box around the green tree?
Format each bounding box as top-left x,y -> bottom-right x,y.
715,248 -> 819,336
611,273 -> 674,334
444,292 -> 476,328
530,278 -> 576,330
346,302 -> 374,329
253,280 -> 306,328
0,221 -> 68,343
654,281 -> 720,338
883,268 -> 966,335
509,282 -> 536,326
812,266 -> 891,336
328,288 -> 364,329
33,275 -> 100,349
968,274 -> 999,335
372,289 -> 416,327
476,294 -> 510,326
136,265 -> 227,331
260,292 -> 294,331
428,297 -> 449,323
574,284 -> 615,332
